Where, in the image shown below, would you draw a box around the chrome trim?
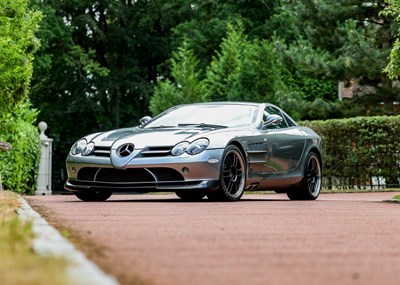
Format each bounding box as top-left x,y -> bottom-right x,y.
141,150 -> 171,155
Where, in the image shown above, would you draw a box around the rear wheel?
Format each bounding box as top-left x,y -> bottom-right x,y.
287,152 -> 321,200
74,190 -> 113,202
207,145 -> 246,201
175,190 -> 206,201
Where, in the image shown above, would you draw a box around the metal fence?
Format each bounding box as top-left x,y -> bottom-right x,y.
52,168 -> 68,194
322,149 -> 400,190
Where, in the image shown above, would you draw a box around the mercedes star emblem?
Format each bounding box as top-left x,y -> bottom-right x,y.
118,143 -> 135,157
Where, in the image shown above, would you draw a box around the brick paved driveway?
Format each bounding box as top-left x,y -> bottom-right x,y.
27,192 -> 400,285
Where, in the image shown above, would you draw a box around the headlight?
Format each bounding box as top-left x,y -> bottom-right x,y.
71,139 -> 87,155
171,138 -> 209,156
71,140 -> 95,156
82,142 -> 95,156
171,142 -> 190,156
186,138 -> 209,155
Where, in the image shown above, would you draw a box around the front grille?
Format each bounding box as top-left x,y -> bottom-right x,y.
96,168 -> 155,182
91,146 -> 173,157
77,167 -> 184,183
78,168 -> 99,180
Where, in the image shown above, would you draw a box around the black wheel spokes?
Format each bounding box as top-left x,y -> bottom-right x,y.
223,151 -> 244,195
307,158 -> 320,194
232,153 -> 238,169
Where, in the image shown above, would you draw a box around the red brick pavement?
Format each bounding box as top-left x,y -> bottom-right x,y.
27,192 -> 400,285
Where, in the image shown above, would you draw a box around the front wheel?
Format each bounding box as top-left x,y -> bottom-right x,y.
287,152 -> 321,200
207,145 -> 246,201
74,190 -> 113,202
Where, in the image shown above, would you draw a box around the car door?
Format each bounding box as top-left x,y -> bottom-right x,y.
253,106 -> 306,175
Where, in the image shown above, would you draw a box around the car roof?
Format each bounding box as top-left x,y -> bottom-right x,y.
176,101 -> 286,111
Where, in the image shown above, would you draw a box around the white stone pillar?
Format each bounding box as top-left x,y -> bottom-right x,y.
36,122 -> 53,195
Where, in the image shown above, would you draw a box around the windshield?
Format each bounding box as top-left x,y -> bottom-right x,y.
144,104 -> 259,128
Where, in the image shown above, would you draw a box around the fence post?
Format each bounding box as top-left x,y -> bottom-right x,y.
36,122 -> 53,195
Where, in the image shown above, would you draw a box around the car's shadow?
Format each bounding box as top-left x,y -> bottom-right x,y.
107,198 -> 290,203
68,197 -> 291,203
63,191 -> 291,203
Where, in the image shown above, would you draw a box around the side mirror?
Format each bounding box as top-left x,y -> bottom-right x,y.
263,114 -> 283,127
139,116 -> 152,127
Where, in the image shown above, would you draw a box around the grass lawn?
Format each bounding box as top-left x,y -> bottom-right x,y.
392,195 -> 400,200
0,191 -> 69,285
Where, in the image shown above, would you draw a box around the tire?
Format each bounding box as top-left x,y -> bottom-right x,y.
175,190 -> 206,201
287,152 -> 322,200
207,145 -> 246,201
74,190 -> 113,202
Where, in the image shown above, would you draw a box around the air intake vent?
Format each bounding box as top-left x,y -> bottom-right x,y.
92,146 -> 111,157
140,146 -> 172,157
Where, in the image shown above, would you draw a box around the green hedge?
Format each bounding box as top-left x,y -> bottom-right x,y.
302,115 -> 400,189
0,100 -> 41,194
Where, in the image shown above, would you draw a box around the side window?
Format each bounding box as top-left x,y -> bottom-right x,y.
283,113 -> 296,127
264,106 -> 289,129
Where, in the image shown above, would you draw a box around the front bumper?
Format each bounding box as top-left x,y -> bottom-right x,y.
64,179 -> 220,192
65,149 -> 223,192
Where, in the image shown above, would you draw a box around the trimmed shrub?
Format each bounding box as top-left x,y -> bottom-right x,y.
302,115 -> 400,189
0,100 -> 41,194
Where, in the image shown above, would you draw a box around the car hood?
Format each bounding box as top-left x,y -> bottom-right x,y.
90,126 -> 222,149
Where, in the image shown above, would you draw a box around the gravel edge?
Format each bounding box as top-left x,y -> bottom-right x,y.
17,197 -> 120,285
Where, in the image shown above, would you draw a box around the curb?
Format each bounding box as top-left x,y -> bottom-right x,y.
18,197 -> 119,285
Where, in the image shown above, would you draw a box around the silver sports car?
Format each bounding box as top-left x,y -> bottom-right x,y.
65,102 -> 322,201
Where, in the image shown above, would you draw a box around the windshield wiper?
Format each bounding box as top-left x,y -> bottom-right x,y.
178,123 -> 228,129
145,125 -> 176,129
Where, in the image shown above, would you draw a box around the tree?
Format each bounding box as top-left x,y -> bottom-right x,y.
152,22 -> 289,114
29,0 -> 183,189
169,0 -> 282,69
230,40 -> 286,103
0,0 -> 41,115
205,23 -> 286,104
276,0 -> 399,116
205,23 -> 246,102
0,0 -> 42,193
150,41 -> 206,115
381,0 -> 400,79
